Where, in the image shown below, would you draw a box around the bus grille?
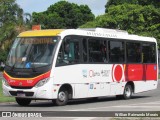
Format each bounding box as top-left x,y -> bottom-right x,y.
10,86 -> 33,89
9,91 -> 34,97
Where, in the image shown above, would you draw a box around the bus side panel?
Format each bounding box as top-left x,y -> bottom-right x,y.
125,64 -> 157,81
145,64 -> 157,80
134,81 -> 158,93
73,84 -> 88,98
54,64 -> 113,98
53,64 -> 113,84
125,64 -> 144,81
87,83 -> 111,98
110,82 -> 124,95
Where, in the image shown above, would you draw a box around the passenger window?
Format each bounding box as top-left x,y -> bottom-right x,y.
108,41 -> 125,63
127,42 -> 141,63
88,39 -> 107,63
56,37 -> 80,65
142,43 -> 156,63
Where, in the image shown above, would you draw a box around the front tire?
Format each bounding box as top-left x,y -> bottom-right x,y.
16,98 -> 31,106
55,89 -> 69,106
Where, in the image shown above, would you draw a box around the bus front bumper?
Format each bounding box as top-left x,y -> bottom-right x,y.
2,77 -> 59,100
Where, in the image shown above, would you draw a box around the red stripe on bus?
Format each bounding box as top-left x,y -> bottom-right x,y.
125,64 -> 157,81
3,71 -> 51,87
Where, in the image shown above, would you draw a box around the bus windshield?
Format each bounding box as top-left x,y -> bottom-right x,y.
6,37 -> 59,69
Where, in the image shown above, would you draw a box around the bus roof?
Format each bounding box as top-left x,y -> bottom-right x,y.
18,29 -> 64,37
18,28 -> 156,43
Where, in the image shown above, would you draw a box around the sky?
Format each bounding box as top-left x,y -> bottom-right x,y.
16,0 -> 108,16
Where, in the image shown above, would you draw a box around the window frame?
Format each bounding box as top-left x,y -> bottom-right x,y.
56,35 -> 82,67
56,35 -> 157,67
108,39 -> 125,64
142,42 -> 157,64
126,41 -> 142,64
87,38 -> 108,63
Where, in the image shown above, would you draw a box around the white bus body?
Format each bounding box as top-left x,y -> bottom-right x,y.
3,28 -> 158,106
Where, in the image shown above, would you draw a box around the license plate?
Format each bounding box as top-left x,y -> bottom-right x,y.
17,93 -> 26,97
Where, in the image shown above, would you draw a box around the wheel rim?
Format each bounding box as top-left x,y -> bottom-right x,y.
58,91 -> 66,102
125,86 -> 131,97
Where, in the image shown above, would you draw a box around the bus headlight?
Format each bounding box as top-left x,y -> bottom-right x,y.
35,78 -> 50,88
2,78 -> 10,87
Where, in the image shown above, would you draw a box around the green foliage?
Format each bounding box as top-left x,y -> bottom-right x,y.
80,21 -> 97,28
0,0 -> 29,62
0,0 -> 19,41
0,50 -> 8,62
105,0 -> 160,12
32,1 -> 95,29
81,3 -> 160,46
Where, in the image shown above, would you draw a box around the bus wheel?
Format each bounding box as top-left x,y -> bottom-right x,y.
123,84 -> 133,99
56,89 -> 69,106
15,98 -> 31,106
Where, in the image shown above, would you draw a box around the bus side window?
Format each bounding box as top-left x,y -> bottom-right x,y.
56,37 -> 80,66
126,42 -> 141,63
108,41 -> 125,63
142,43 -> 156,63
88,39 -> 107,63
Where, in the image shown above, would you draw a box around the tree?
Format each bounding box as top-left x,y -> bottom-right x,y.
104,0 -> 160,45
32,1 -> 95,29
0,0 -> 27,62
81,4 -> 160,46
105,0 -> 160,12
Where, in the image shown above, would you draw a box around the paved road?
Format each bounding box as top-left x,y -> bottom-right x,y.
0,72 -> 160,119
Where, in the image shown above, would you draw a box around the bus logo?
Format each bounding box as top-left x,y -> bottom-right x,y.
112,64 -> 125,82
19,82 -> 22,86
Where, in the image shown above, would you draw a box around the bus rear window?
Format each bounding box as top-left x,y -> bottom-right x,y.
142,43 -> 156,63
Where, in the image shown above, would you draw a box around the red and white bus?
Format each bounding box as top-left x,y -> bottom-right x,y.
2,28 -> 158,106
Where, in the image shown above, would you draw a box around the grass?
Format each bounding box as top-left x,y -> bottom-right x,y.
0,79 -> 15,103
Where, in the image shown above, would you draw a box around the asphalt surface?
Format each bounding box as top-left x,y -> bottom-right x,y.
0,72 -> 160,119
